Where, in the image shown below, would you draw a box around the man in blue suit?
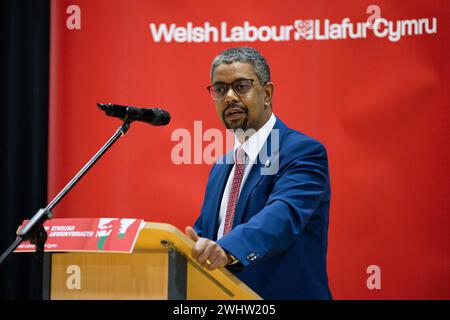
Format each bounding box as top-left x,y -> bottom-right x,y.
185,47 -> 332,299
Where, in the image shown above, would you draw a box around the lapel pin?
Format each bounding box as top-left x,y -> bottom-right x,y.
264,160 -> 271,168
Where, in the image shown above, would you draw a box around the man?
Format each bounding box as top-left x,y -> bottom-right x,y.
185,47 -> 332,299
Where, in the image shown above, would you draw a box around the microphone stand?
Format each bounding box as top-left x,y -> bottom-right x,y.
0,121 -> 131,270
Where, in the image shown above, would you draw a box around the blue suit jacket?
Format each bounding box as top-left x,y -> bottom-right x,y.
193,117 -> 332,299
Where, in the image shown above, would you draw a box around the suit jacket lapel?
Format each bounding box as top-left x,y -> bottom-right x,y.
232,160 -> 264,227
206,156 -> 233,240
232,117 -> 287,228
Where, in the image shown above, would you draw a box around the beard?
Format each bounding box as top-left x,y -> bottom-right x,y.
224,116 -> 248,131
223,103 -> 248,131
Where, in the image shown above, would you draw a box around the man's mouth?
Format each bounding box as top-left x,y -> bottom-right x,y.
225,107 -> 246,121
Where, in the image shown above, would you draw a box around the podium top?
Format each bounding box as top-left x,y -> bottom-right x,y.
134,222 -> 262,300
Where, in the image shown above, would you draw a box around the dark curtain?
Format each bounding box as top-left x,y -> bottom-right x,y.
0,0 -> 50,299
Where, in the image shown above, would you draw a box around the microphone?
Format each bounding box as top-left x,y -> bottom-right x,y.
97,103 -> 170,126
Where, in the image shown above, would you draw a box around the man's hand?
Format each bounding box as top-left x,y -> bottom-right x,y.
185,226 -> 229,270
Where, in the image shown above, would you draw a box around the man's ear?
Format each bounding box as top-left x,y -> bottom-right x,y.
264,82 -> 274,108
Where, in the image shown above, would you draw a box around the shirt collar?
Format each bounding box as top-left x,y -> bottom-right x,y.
234,113 -> 276,163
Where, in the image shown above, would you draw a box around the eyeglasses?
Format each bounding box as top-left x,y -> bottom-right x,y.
207,78 -> 255,101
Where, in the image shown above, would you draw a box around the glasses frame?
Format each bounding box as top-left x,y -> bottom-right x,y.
206,78 -> 256,101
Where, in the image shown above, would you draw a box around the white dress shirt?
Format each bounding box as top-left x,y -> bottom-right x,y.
216,113 -> 276,239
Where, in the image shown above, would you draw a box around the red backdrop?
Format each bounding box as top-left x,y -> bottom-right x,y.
48,0 -> 450,299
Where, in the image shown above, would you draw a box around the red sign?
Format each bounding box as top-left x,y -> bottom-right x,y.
15,218 -> 144,253
47,1 -> 450,299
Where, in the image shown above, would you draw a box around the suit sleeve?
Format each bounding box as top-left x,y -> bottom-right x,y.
217,137 -> 329,268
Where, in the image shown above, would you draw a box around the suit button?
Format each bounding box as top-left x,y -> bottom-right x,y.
246,253 -> 258,261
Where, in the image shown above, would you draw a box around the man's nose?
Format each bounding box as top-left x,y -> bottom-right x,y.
224,86 -> 239,104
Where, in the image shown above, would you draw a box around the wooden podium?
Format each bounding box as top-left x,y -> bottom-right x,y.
43,222 -> 261,300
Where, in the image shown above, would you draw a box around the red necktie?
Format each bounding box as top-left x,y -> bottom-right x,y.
223,146 -> 246,235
